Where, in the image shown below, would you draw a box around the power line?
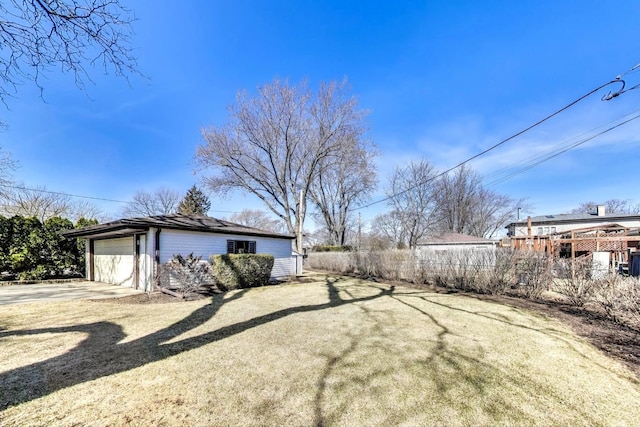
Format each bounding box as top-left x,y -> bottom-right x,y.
354,66 -> 639,212
0,183 -> 249,215
485,111 -> 640,186
3,64 -> 640,220
0,183 -> 130,204
481,106 -> 640,186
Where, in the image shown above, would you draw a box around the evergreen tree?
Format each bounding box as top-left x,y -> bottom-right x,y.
177,185 -> 211,215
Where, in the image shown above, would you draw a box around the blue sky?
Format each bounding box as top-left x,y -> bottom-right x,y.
1,0 -> 640,229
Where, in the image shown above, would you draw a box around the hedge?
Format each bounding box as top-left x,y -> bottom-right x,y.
210,254 -> 274,290
311,245 -> 353,252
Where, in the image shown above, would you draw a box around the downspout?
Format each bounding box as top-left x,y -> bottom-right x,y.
154,228 -> 162,288
88,239 -> 95,281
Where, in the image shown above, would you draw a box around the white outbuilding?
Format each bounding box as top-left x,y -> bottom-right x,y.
63,214 -> 297,291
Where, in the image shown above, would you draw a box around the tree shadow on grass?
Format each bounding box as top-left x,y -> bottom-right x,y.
394,290 -> 639,384
0,275 -> 394,410
306,282 -> 619,425
311,285 -> 529,425
382,293 -> 605,424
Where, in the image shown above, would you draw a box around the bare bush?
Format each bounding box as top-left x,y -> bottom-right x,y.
415,248 -> 514,294
591,274 -> 640,324
355,250 -> 422,282
434,250 -> 480,291
552,256 -> 596,306
307,246 -> 639,329
307,250 -> 420,282
372,250 -> 417,282
309,248 -> 553,299
305,252 -> 353,274
157,253 -> 216,295
514,251 -> 553,299
482,248 -> 517,294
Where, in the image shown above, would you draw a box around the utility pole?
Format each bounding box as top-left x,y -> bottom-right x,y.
358,212 -> 362,252
296,189 -> 304,253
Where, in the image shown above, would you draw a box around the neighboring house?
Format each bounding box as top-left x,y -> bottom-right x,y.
415,233 -> 498,270
62,214 -> 297,291
416,233 -> 497,251
506,205 -> 640,237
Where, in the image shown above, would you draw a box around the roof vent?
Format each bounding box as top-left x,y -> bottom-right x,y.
597,205 -> 605,217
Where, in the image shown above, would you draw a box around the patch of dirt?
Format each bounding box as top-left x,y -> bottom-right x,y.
92,290 -> 213,304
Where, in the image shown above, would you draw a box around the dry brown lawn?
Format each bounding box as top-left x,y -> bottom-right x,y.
1,272 -> 639,426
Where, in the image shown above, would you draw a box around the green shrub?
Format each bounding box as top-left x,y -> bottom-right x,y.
19,265 -> 49,281
211,254 -> 274,290
312,245 -> 353,252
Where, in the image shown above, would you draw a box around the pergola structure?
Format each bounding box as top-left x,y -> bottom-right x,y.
509,224 -> 640,267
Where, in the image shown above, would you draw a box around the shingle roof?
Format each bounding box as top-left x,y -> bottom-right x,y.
417,233 -> 496,245
506,212 -> 640,227
61,214 -> 295,239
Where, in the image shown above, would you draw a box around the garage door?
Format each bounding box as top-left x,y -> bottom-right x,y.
94,237 -> 135,287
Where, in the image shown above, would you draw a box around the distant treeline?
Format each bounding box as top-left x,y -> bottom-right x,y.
0,215 -> 97,281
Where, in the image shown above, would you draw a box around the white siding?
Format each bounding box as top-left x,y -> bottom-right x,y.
137,234 -> 153,291
159,230 -> 294,278
94,237 -> 135,287
511,218 -> 640,237
417,243 -> 495,252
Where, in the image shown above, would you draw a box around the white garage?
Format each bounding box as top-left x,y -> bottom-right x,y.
93,237 -> 135,288
63,214 -> 296,292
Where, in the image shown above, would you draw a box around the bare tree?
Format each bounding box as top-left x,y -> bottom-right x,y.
433,165 -> 479,235
386,159 -> 438,248
465,191 -> 525,238
303,227 -> 332,247
370,210 -> 408,249
0,147 -> 16,195
571,199 -> 640,215
68,199 -> 105,222
228,209 -> 287,234
0,184 -> 102,221
121,187 -> 181,217
309,136 -> 377,246
0,0 -> 139,105
361,231 -> 394,251
433,165 -> 522,238
197,79 -> 369,252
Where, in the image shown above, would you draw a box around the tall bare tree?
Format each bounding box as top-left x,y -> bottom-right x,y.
385,159 -> 439,248
433,165 -> 478,235
370,210 -> 408,249
309,136 -> 376,246
0,184 -> 102,222
121,187 -> 181,217
0,147 -> 16,195
432,165 -> 522,238
197,79 -> 369,252
0,0 -> 139,106
228,209 -> 287,234
464,190 -> 523,238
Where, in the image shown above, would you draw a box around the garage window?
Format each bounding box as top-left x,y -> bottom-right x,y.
227,240 -> 256,254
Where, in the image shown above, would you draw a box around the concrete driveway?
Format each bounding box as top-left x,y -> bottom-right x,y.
0,281 -> 144,306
